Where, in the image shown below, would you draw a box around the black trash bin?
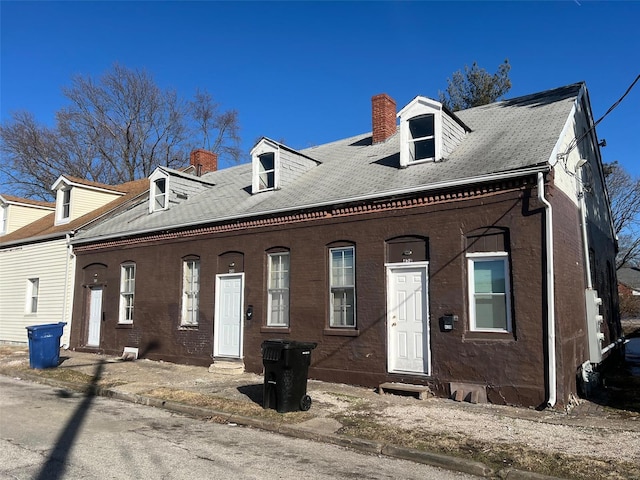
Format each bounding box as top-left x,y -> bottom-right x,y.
25,322 -> 66,369
262,339 -> 317,413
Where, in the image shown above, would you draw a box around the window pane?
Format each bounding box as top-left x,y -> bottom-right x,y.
474,260 -> 505,293
331,288 -> 355,327
414,138 -> 435,160
183,260 -> 200,324
259,152 -> 274,171
409,114 -> 434,139
475,294 -> 507,329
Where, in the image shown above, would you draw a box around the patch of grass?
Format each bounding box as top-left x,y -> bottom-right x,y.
143,387 -> 314,423
332,413 -> 640,480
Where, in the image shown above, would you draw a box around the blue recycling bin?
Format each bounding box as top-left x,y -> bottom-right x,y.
26,322 -> 66,369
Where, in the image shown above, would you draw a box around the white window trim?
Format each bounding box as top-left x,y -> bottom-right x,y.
26,278 -> 39,314
467,252 -> 512,333
55,186 -> 72,225
267,252 -> 290,327
398,96 -> 443,167
250,139 -> 280,193
149,169 -> 170,213
329,246 -> 356,328
181,259 -> 200,326
0,204 -> 7,234
118,263 -> 136,324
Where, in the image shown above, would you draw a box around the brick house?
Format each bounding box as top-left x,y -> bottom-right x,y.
68,83 -> 621,408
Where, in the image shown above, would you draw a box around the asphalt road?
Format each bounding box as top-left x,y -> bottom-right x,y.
0,376 -> 480,480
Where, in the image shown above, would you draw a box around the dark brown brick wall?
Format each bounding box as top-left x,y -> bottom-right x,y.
70,182 -> 601,407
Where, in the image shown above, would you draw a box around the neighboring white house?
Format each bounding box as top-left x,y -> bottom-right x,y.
0,176 -> 148,347
0,195 -> 55,236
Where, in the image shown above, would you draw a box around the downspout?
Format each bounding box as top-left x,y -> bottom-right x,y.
537,173 -> 556,408
61,232 -> 75,348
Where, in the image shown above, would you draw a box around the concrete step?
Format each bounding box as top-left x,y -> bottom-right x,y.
208,359 -> 245,375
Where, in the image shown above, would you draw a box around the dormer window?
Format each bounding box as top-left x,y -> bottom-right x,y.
62,188 -> 71,219
398,97 -> 443,168
149,169 -> 170,213
409,114 -> 436,162
154,178 -> 167,210
258,152 -> 275,190
250,138 -> 280,194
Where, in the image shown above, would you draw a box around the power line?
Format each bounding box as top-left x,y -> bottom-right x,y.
561,74 -> 640,159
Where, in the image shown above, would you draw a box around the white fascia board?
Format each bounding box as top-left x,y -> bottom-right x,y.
72,164 -> 550,246
51,175 -> 125,196
397,96 -> 442,118
0,195 -> 54,211
0,231 -> 70,248
250,137 -> 280,156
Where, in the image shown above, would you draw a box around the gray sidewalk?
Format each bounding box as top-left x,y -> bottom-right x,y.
2,346 -> 639,480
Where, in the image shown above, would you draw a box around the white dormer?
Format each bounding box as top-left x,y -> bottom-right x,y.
250,138 -> 280,193
398,96 -> 443,167
149,168 -> 170,213
0,195 -> 55,235
51,175 -> 125,226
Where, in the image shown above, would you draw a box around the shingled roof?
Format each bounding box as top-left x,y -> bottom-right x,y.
0,178 -> 149,246
73,83 -> 583,244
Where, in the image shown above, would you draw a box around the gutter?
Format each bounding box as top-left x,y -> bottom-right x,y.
537,172 -> 556,408
73,165 -> 549,246
0,231 -> 70,249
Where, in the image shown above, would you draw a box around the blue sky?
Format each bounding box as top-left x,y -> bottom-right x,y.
1,0 -> 639,186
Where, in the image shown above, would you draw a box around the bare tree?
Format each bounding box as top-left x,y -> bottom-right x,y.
439,60 -> 512,111
1,64 -> 241,200
604,161 -> 640,269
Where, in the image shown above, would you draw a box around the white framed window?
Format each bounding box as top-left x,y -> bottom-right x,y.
250,138 -> 280,194
329,246 -> 356,328
181,259 -> 200,325
398,96 -> 443,167
267,252 -> 290,327
0,204 -> 7,234
149,169 -> 169,213
258,152 -> 275,191
26,278 -> 39,313
408,114 -> 435,162
119,263 -> 136,324
62,188 -> 71,219
467,252 -> 511,332
153,178 -> 167,211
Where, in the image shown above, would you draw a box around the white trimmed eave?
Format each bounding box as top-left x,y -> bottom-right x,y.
0,231 -> 71,248
0,197 -> 55,211
72,164 -> 551,246
51,175 -> 126,196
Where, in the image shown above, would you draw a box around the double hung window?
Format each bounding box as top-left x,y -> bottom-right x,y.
329,246 -> 355,327
467,253 -> 511,332
119,264 -> 136,324
27,278 -> 39,313
267,253 -> 290,327
182,259 -> 200,325
153,178 -> 167,211
258,152 -> 275,191
408,114 -> 435,162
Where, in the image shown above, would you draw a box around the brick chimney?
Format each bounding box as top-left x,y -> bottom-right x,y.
371,93 -> 397,144
190,149 -> 218,176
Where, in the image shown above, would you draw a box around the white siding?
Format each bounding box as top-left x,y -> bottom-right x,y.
0,238 -> 75,347
441,113 -> 467,157
5,204 -> 53,234
69,187 -> 121,221
279,150 -> 318,188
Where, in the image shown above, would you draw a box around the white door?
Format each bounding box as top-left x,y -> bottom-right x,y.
214,274 -> 244,358
387,264 -> 430,375
87,287 -> 103,347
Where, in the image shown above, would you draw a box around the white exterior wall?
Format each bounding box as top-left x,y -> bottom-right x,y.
5,204 -> 53,234
0,238 -> 75,346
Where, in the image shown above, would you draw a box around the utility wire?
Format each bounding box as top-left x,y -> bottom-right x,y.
561,74 -> 640,159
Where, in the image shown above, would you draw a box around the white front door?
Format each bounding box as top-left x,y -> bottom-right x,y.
87,287 -> 103,347
214,274 -> 244,358
387,264 -> 430,375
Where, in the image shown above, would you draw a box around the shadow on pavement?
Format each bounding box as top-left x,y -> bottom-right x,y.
237,384 -> 263,406
34,360 -> 105,480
